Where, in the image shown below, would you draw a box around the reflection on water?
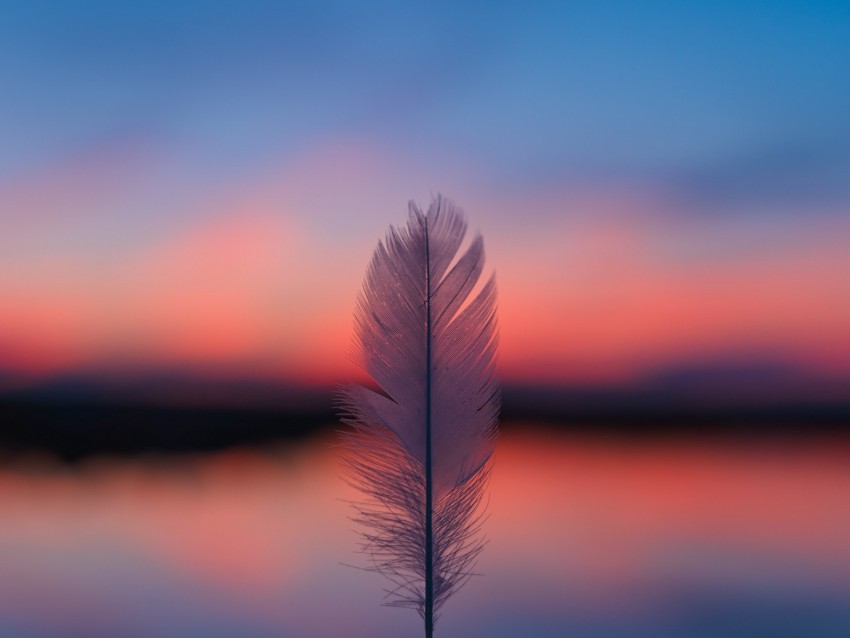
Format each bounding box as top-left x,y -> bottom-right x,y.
0,424 -> 848,638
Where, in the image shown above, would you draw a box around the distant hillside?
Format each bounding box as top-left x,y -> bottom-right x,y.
1,368 -> 848,460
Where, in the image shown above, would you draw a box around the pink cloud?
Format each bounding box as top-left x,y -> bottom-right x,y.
0,134 -> 160,231
1,138 -> 848,387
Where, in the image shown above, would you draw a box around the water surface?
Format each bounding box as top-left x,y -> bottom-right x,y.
1,424 -> 848,637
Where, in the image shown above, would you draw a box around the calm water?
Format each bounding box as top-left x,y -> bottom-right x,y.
1,423 -> 848,638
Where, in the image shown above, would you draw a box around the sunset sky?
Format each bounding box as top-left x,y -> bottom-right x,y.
2,1 -> 849,397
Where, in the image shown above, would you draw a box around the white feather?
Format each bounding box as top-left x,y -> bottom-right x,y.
339,195 -> 499,634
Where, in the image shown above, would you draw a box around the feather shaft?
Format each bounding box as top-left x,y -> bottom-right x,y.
424,216 -> 434,638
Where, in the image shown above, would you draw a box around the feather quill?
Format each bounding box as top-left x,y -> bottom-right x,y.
338,196 -> 499,636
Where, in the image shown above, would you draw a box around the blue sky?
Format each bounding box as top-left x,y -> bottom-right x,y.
2,0 -> 849,201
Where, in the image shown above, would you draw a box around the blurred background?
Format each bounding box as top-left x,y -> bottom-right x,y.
1,1 -> 848,637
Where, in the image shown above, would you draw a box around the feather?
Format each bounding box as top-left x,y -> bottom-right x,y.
338,195 -> 500,636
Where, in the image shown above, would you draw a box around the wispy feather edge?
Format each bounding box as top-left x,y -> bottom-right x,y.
338,195 -> 499,631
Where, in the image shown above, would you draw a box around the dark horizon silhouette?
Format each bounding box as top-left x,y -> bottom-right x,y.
2,368 -> 848,462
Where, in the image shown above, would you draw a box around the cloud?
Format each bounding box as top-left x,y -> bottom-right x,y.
0,132 -> 161,230
668,135 -> 850,211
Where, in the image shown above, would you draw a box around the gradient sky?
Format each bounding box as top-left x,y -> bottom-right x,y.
1,1 -> 849,393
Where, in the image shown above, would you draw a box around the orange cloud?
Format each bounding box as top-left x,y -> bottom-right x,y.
1,140 -> 848,388
491,198 -> 850,384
